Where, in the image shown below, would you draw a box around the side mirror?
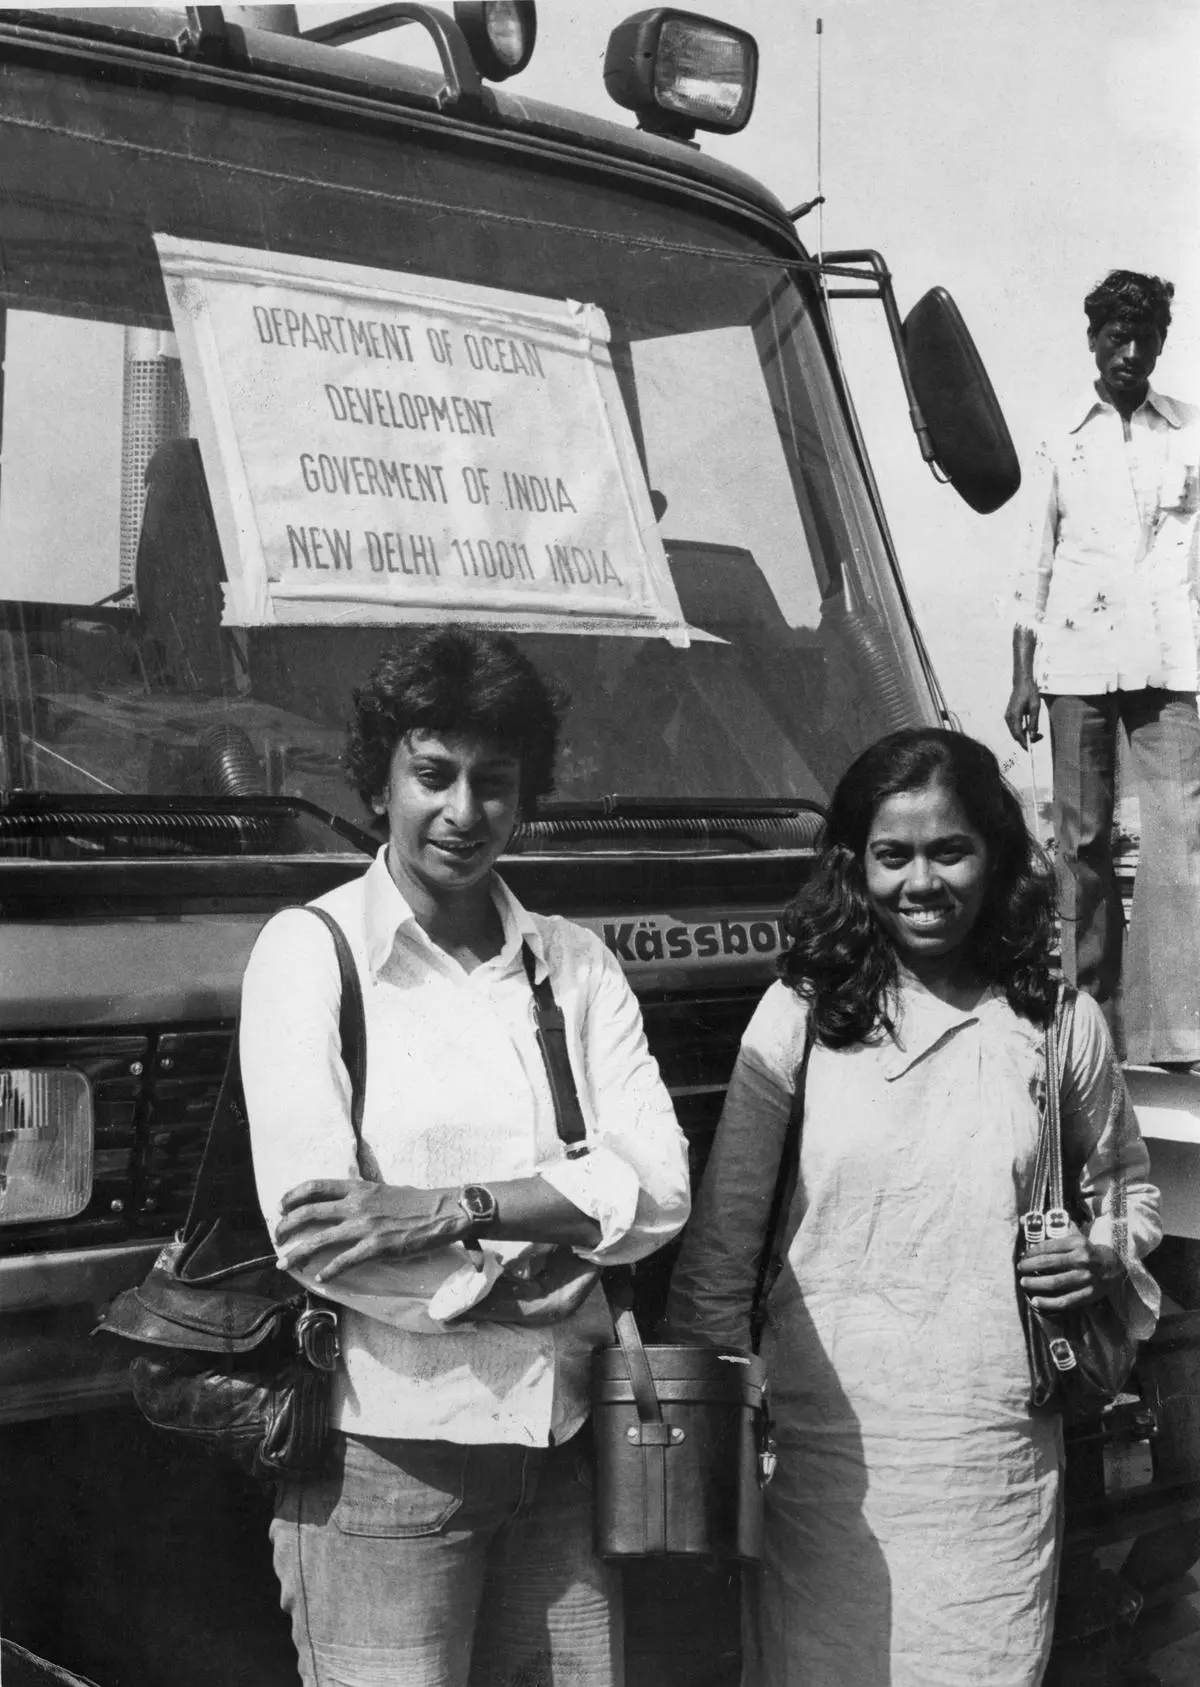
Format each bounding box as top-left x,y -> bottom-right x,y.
819,252 -> 1020,516
902,287 -> 1020,515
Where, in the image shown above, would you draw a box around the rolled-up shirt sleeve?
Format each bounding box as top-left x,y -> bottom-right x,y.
240,909 -> 499,1333
1063,991 -> 1162,1341
1012,439 -> 1059,633
538,940 -> 690,1266
666,983 -> 805,1353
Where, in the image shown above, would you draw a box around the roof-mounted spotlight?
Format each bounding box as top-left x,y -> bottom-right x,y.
604,9 -> 757,142
453,1 -> 537,81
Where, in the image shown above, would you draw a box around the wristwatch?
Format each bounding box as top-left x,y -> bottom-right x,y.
457,1183 -> 499,1239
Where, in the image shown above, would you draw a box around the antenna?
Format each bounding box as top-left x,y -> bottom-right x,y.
812,15 -> 852,477
816,17 -> 824,261
786,19 -> 826,223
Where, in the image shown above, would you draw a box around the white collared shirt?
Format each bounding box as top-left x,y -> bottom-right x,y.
1012,385 -> 1200,692
239,847 -> 690,1444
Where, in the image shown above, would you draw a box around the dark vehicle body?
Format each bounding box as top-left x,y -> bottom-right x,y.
0,7 -> 1196,1682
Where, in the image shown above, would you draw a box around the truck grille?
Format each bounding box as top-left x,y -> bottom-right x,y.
640,989 -> 758,1182
0,1027 -> 234,1252
0,989 -> 761,1254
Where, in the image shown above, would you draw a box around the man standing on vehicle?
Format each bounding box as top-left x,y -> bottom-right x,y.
1005,269 -> 1200,1067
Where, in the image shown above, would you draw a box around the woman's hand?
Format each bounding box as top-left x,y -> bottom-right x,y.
275,1180 -> 471,1283
1017,1222 -> 1125,1314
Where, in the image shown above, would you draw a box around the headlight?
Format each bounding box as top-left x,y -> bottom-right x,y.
605,9 -> 758,139
453,1 -> 537,81
0,1069 -> 94,1226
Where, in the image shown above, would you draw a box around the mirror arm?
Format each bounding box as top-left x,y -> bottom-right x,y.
820,248 -> 938,470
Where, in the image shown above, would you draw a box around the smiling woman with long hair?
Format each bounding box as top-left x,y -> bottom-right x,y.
667,728 -> 1161,1687
783,727 -> 1058,1047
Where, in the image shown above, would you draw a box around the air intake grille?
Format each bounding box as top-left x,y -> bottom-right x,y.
640,989 -> 759,1182
1,989 -> 761,1254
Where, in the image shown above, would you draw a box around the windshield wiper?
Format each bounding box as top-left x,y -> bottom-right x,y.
512,796 -> 825,854
0,793 -> 375,860
535,795 -> 826,820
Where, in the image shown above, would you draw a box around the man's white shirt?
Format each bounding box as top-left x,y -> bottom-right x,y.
1013,385 -> 1200,693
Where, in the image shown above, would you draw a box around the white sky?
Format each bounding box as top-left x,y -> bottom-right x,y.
299,0 -> 1200,788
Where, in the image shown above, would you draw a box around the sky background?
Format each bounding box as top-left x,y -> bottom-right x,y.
298,0 -> 1200,804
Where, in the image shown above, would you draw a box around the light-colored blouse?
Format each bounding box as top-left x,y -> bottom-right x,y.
670,979 -> 1160,1357
668,980 -> 1160,1687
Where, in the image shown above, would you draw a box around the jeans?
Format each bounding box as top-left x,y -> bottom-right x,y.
271,1429 -> 622,1687
1047,687 -> 1200,1063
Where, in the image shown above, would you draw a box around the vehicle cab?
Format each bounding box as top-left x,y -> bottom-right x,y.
0,5 -> 1192,1682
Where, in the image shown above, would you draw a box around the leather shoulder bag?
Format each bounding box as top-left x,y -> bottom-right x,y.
591,1003 -> 815,1561
95,905 -> 365,1479
1019,982 -> 1140,1421
517,945 -> 772,1559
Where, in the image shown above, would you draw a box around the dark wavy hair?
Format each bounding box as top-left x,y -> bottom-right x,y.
345,626 -> 566,820
779,729 -> 1057,1047
1084,269 -> 1174,340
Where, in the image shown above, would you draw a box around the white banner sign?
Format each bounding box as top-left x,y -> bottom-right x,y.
155,237 -> 689,643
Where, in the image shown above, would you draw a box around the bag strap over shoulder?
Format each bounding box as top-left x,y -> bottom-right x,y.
183,904 -> 367,1238
305,906 -> 368,1138
750,1014 -> 816,1348
517,944 -> 666,1393
522,941 -> 588,1155
1030,980 -> 1077,1221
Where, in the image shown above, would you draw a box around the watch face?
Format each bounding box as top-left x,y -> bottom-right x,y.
461,1184 -> 497,1224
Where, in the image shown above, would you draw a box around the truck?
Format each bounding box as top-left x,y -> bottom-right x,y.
1,5 -> 1196,1683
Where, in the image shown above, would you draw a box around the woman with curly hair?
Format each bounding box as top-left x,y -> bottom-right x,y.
240,625 -> 690,1687
667,728 -> 1160,1687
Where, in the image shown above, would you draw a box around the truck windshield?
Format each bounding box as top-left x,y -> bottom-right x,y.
0,72 -> 935,844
